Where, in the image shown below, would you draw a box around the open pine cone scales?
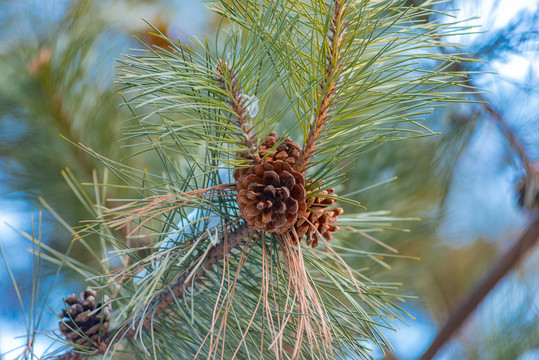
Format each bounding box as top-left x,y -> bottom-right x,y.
237,161 -> 307,233
295,187 -> 343,247
258,131 -> 301,165
234,132 -> 301,180
59,289 -> 111,348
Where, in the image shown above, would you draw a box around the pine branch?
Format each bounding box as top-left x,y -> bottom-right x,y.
477,91 -> 536,181
150,223 -> 255,321
44,2 -> 481,358
418,93 -> 539,359
111,224 -> 254,343
112,223 -> 256,344
216,59 -> 258,159
295,0 -> 346,172
436,41 -> 536,186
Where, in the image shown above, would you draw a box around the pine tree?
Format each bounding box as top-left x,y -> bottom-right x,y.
2,0 -> 478,359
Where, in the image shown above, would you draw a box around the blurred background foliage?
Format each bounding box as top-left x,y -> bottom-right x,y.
0,0 -> 538,359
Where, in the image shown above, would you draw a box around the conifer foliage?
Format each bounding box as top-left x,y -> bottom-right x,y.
41,0 -> 470,359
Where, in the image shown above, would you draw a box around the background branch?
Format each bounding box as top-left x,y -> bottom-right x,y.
420,215 -> 539,360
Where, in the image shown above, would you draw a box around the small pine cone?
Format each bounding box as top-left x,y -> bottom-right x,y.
233,132 -> 301,180
59,289 -> 111,348
516,175 -> 539,210
237,161 -> 307,233
295,188 -> 343,248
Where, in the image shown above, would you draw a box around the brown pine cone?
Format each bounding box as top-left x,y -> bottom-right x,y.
237,161 -> 307,233
59,289 -> 111,348
516,175 -> 539,210
295,188 -> 343,247
233,132 -> 301,180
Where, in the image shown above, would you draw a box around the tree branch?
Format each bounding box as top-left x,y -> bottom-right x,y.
476,92 -> 536,181
113,222 -> 256,341
418,25 -> 539,359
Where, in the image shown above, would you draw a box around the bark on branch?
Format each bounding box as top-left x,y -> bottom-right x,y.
419,40 -> 539,359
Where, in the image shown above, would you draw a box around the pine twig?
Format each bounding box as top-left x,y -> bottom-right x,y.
110,222 -> 256,341
216,60 -> 258,158
152,223 -> 255,319
414,22 -> 539,355
476,92 -> 536,181
295,0 -> 346,172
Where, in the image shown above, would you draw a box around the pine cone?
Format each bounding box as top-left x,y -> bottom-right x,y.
233,132 -> 301,180
59,289 -> 111,348
237,161 -> 307,233
516,175 -> 539,210
295,188 -> 343,247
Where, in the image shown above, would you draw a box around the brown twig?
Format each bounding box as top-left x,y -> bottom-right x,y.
101,183 -> 236,235
476,92 -> 536,180
412,14 -> 539,355
295,0 -> 346,172
110,223 -> 256,343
